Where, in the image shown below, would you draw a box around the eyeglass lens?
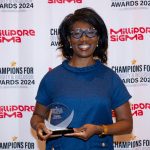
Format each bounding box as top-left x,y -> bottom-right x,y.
71,28 -> 97,39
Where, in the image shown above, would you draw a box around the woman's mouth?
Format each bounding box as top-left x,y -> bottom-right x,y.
78,44 -> 90,50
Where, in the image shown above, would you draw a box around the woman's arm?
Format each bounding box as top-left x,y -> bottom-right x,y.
65,101 -> 133,140
103,101 -> 133,135
30,102 -> 52,141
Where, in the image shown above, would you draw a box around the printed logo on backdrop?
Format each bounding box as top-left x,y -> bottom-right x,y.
110,0 -> 150,9
111,59 -> 150,87
0,61 -> 35,88
0,105 -> 34,118
0,0 -> 34,12
49,28 -> 59,47
114,139 -> 150,149
110,27 -> 150,42
0,136 -> 35,149
113,102 -> 150,149
112,102 -> 150,117
48,0 -> 82,4
131,102 -> 150,117
0,29 -> 35,43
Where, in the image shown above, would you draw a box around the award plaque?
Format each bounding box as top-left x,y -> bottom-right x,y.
44,103 -> 74,135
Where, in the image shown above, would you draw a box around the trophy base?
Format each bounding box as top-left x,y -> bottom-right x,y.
52,128 -> 74,135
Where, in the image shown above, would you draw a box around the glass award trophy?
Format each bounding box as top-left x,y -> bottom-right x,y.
44,103 -> 74,135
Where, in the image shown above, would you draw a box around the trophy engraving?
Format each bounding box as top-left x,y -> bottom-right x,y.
44,103 -> 74,135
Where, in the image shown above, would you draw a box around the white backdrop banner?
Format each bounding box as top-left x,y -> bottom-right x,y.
0,0 -> 150,149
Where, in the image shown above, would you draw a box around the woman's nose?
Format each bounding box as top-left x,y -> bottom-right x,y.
80,33 -> 88,41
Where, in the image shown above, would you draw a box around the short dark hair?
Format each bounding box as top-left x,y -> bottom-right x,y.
58,7 -> 108,64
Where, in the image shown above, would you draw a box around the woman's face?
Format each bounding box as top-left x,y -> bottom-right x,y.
69,21 -> 99,60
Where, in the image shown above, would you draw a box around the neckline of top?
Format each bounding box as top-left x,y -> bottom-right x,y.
62,59 -> 101,73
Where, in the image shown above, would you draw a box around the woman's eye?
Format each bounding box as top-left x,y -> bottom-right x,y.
88,31 -> 94,34
74,32 -> 80,35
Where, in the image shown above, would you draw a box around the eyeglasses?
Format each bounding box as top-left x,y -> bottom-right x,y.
70,28 -> 97,39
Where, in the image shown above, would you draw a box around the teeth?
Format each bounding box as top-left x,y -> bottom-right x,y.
79,44 -> 90,49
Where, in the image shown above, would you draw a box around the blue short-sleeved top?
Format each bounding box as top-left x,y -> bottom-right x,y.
35,60 -> 131,150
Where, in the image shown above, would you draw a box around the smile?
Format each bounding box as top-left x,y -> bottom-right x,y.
78,44 -> 90,50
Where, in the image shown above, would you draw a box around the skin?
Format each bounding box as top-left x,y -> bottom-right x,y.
30,21 -> 133,141
68,21 -> 99,67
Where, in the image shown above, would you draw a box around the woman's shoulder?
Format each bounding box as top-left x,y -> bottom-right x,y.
44,63 -> 64,78
98,61 -> 117,76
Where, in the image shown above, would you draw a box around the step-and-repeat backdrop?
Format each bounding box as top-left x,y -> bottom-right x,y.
0,0 -> 150,149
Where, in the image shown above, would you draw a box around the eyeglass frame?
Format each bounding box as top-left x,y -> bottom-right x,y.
70,28 -> 98,39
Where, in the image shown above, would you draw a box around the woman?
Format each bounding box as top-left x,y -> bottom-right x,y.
30,7 -> 133,150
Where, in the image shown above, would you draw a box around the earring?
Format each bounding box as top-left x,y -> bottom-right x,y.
97,43 -> 98,47
70,45 -> 72,48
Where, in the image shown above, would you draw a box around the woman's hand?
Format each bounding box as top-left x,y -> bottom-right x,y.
36,123 -> 63,141
31,103 -> 64,141
36,122 -> 52,141
65,124 -> 100,140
